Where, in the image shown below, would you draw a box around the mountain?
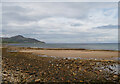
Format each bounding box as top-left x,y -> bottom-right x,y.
1,35 -> 45,43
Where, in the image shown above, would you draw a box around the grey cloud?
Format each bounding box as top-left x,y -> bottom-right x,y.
3,12 -> 37,24
22,33 -> 117,43
2,5 -> 38,24
2,3 -> 88,21
94,25 -> 118,29
2,2 -> 118,43
2,2 -> 117,24
3,12 -> 34,21
2,5 -> 28,13
71,23 -> 82,27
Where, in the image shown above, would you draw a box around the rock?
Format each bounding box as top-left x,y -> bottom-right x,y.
16,69 -> 20,71
113,75 -> 118,78
29,73 -> 34,75
73,72 -> 76,76
79,67 -> 82,71
99,70 -> 102,72
35,79 -> 40,83
80,80 -> 84,82
95,71 -> 99,75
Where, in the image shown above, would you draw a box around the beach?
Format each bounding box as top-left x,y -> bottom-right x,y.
2,1 -> 119,83
19,48 -> 118,60
2,46 -> 120,83
7,46 -> 119,60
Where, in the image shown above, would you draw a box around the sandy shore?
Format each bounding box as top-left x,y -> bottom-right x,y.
19,48 -> 119,60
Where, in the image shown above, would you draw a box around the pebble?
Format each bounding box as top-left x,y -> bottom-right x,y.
2,47 -> 119,83
35,79 -> 40,83
113,75 -> 118,78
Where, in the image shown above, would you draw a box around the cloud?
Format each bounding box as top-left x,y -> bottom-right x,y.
2,2 -> 118,43
94,25 -> 118,29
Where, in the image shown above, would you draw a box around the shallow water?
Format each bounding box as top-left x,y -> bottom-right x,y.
8,43 -> 118,50
36,54 -> 119,74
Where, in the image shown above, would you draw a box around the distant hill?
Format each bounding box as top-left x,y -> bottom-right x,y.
1,35 -> 45,43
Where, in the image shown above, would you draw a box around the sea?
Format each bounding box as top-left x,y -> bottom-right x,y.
8,43 -> 119,51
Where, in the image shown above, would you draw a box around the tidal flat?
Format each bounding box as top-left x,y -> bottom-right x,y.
2,46 -> 120,83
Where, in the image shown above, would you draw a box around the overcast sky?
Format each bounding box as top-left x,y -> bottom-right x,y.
2,2 -> 118,43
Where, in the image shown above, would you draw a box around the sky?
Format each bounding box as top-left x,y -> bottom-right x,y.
2,2 -> 118,43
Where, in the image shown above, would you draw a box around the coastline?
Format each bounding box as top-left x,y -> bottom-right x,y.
2,46 -> 119,83
6,46 -> 119,61
3,43 -> 119,51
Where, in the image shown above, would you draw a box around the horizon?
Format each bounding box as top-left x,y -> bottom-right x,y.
1,34 -> 119,44
2,2 -> 118,43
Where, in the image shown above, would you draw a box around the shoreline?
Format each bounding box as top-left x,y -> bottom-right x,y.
2,43 -> 119,51
2,46 -> 119,83
5,46 -> 119,61
4,44 -> 119,51
21,47 -> 119,51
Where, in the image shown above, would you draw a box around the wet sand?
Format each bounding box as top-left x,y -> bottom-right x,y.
19,48 -> 118,60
